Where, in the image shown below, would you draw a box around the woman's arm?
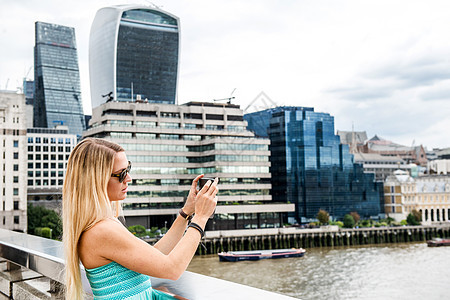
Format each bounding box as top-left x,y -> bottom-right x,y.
153,175 -> 204,254
86,177 -> 218,280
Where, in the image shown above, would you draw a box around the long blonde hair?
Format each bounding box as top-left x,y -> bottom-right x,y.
62,138 -> 124,299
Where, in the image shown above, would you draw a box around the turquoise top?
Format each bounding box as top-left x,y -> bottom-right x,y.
85,261 -> 175,300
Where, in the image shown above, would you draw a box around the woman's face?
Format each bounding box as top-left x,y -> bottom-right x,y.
107,151 -> 131,202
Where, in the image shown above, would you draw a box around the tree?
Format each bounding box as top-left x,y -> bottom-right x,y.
349,211 -> 360,224
406,213 -> 420,226
343,214 -> 355,228
317,209 -> 329,225
27,204 -> 62,240
412,209 -> 422,222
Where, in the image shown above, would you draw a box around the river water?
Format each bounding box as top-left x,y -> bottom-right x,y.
187,243 -> 450,299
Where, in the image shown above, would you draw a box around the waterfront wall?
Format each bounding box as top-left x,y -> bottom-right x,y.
198,224 -> 450,255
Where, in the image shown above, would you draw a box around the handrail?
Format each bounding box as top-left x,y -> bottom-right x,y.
0,229 -> 297,299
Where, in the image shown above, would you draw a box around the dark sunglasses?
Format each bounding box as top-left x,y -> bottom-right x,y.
111,161 -> 131,183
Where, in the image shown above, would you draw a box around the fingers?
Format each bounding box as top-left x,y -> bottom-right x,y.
192,174 -> 204,184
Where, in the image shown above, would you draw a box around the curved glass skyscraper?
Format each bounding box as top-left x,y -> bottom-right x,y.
89,5 -> 180,108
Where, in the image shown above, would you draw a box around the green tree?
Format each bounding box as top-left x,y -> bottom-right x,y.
412,209 -> 422,222
343,214 -> 355,228
316,209 -> 329,225
349,211 -> 360,224
27,204 -> 62,240
406,213 -> 420,225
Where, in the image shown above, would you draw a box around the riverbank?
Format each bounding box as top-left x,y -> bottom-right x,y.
196,224 -> 450,255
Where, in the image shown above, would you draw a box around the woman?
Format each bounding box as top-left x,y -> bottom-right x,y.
63,138 -> 218,299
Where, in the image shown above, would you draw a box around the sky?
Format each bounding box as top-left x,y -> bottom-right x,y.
0,0 -> 449,149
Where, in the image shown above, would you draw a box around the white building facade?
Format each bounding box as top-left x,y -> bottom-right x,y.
0,91 -> 27,232
26,127 -> 77,213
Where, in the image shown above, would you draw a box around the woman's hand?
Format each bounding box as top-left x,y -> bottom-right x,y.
193,177 -> 218,221
182,174 -> 204,215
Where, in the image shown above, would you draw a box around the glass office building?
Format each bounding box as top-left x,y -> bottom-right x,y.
89,5 -> 179,108
33,22 -> 85,137
245,107 -> 383,223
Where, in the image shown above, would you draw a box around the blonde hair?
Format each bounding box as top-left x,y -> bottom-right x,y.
62,138 -> 124,299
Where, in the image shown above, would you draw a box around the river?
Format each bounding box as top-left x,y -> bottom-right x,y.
187,242 -> 450,299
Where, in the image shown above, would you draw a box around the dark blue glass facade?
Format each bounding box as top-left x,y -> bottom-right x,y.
245,107 -> 383,223
116,9 -> 179,103
34,22 -> 85,137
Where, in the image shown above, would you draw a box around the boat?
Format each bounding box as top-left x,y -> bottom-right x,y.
427,238 -> 450,247
218,248 -> 306,262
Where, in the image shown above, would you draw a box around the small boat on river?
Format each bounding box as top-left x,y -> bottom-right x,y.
427,238 -> 450,247
218,248 -> 306,262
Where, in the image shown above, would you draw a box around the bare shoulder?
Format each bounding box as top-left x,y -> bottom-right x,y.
79,218 -> 132,268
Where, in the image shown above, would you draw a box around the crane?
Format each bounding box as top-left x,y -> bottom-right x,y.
213,88 -> 236,104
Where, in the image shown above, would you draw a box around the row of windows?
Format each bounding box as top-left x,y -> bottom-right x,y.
28,179 -> 63,186
127,189 -> 269,198
126,155 -> 268,164
28,170 -> 64,178
27,163 -> 64,170
121,143 -> 268,152
27,146 -> 72,153
131,177 -> 270,186
102,110 -> 244,122
101,120 -> 246,132
28,137 -> 73,144
132,166 -> 269,175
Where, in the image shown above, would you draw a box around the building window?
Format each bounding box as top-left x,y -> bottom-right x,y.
14,216 -> 19,224
13,164 -> 19,171
13,188 -> 19,196
13,152 -> 19,159
13,140 -> 19,147
13,176 -> 18,183
13,201 -> 19,210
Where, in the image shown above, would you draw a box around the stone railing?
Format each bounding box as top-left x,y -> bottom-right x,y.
0,229 -> 297,299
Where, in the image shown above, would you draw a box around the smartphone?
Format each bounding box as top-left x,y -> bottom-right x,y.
198,177 -> 218,219
198,177 -> 217,190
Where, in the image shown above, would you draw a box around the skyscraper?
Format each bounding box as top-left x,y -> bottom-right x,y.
245,107 -> 383,223
33,22 -> 85,137
89,5 -> 180,108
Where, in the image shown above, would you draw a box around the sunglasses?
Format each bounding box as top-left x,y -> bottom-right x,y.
111,161 -> 131,183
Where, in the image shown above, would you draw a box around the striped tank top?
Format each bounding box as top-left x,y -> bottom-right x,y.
85,261 -> 175,299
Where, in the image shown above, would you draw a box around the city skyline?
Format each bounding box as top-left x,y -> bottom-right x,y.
1,0 -> 450,149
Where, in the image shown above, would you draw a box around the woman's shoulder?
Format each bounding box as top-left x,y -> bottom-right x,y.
83,218 -> 127,240
79,218 -> 130,268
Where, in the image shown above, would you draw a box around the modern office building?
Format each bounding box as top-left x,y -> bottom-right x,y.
0,91 -> 27,232
245,106 -> 383,223
89,5 -> 180,108
26,126 -> 77,214
83,101 -> 294,230
353,152 -> 412,181
384,170 -> 450,223
33,22 -> 85,137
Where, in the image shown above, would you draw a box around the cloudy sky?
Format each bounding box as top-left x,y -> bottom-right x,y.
1,0 -> 449,149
